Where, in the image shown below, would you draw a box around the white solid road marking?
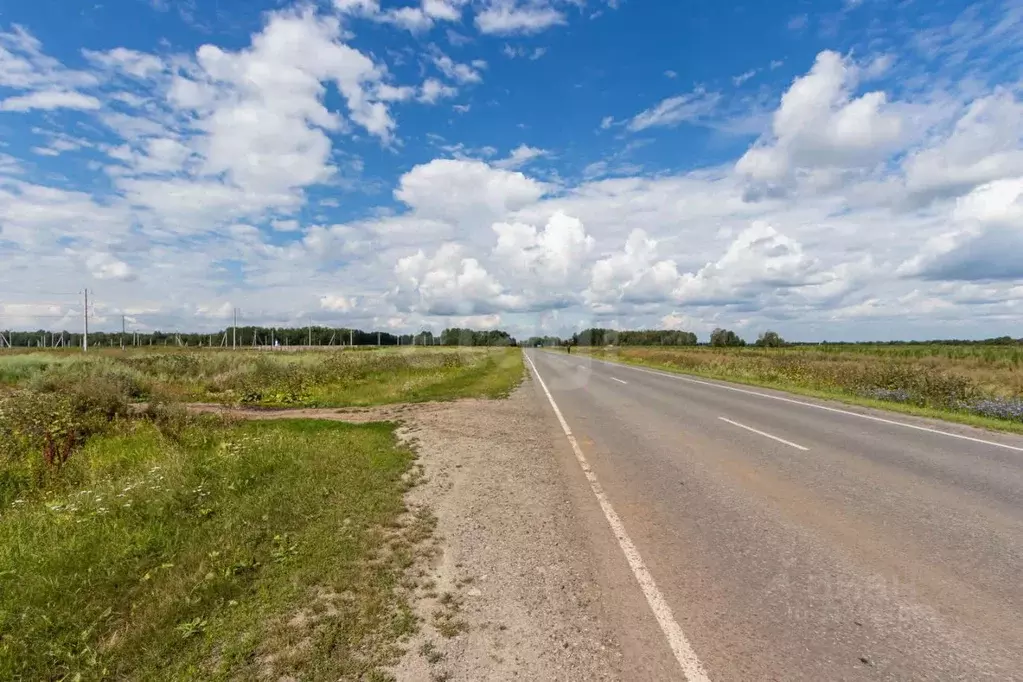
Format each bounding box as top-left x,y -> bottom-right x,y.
524,352 -> 711,682
611,377 -> 628,384
719,417 -> 809,451
573,354 -> 1023,454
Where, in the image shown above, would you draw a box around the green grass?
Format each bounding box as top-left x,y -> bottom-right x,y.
301,347 -> 523,406
0,345 -> 522,678
572,347 -> 1023,434
0,353 -> 80,385
0,347 -> 524,407
0,417 -> 428,681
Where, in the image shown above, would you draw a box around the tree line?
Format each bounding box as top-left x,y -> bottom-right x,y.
524,328 -> 787,348
437,328 -> 516,346
0,326 -> 519,349
4,325 -> 1019,350
526,328 -> 723,347
574,328 -> 700,346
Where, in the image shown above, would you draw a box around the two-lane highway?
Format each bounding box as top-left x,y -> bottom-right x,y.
524,349 -> 1023,681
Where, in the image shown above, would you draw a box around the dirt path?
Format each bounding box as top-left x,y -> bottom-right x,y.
184,383 -> 623,680
183,402 -> 419,422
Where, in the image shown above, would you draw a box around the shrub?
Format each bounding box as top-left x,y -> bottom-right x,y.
1,363 -> 136,502
29,359 -> 144,408
140,395 -> 190,442
860,388 -> 917,405
0,391 -> 85,502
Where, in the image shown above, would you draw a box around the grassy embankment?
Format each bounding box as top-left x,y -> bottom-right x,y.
571,344 -> 1023,433
0,347 -> 523,680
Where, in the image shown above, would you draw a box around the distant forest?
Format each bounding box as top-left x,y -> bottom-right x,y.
526,328 -> 1023,348
2,324 -> 1021,349
0,326 -> 517,349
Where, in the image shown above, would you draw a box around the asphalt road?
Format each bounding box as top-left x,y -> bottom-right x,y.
524,349 -> 1023,681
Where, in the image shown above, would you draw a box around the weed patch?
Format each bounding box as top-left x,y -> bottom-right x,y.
0,418 -> 424,681
0,347 -> 523,408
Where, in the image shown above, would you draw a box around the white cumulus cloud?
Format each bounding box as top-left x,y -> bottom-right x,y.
475,0 -> 567,34
394,158 -> 548,221
736,51 -> 903,186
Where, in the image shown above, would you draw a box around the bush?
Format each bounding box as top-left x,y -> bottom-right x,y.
29,359 -> 144,408
140,395 -> 190,442
1,363 -> 137,503
0,391 -> 85,503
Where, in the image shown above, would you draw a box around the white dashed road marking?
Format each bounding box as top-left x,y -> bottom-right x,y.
718,417 -> 809,451
575,354 -> 1023,454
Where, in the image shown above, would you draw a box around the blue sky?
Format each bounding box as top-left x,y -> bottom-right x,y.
1,0 -> 1022,341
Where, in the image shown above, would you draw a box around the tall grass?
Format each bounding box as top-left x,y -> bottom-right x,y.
0,347 -> 523,407
0,354 -> 80,385
0,418 -> 421,680
1,347 -> 521,510
0,363 -> 138,506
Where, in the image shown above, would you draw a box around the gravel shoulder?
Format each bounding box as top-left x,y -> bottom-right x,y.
391,379 -> 622,681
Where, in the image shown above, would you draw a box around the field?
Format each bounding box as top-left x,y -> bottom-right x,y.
577,344 -> 1023,431
0,347 -> 523,407
0,347 -> 522,680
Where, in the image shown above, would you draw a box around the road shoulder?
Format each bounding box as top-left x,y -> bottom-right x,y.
390,379 -> 623,681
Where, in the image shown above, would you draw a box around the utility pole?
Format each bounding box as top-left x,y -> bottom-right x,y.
83,289 -> 89,353
350,329 -> 354,347
233,308 -> 238,349
121,315 -> 126,350
308,324 -> 312,347
377,332 -> 380,347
